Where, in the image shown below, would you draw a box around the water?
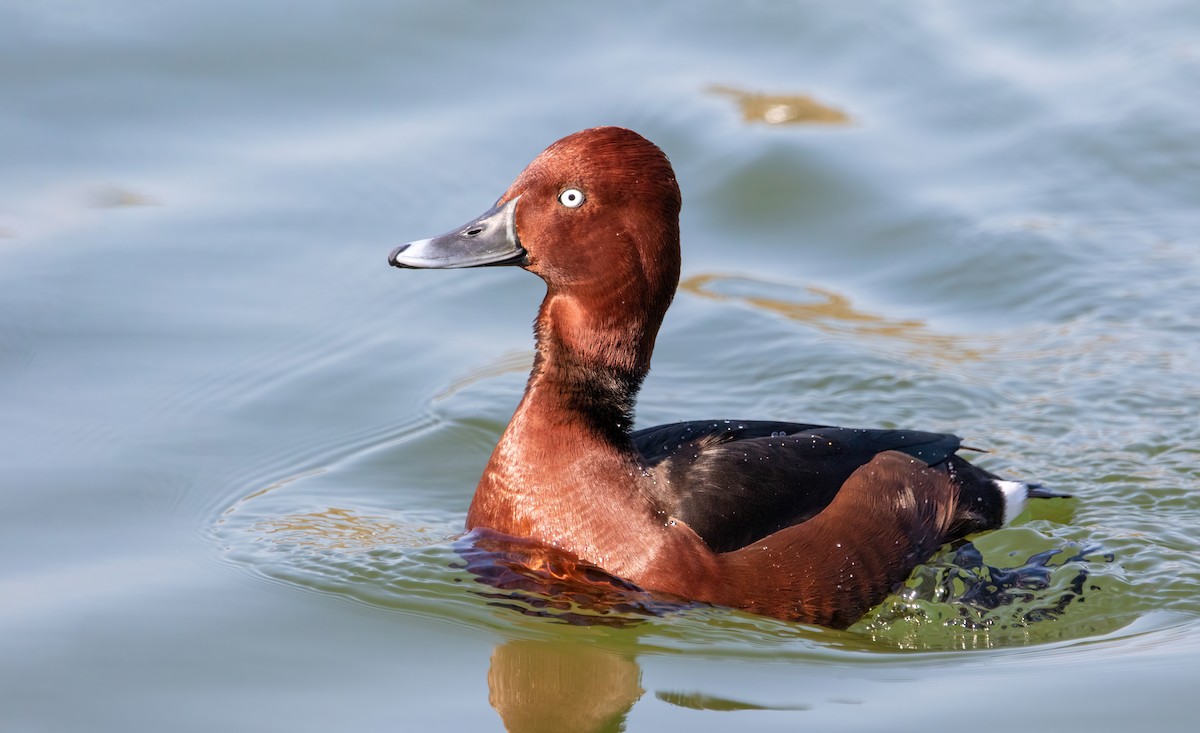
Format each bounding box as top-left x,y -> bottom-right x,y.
3,1 -> 1199,730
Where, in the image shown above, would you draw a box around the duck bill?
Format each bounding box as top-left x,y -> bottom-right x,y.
388,196 -> 526,269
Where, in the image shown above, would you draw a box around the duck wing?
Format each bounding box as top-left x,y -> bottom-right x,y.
632,420 -> 963,553
714,450 -> 959,628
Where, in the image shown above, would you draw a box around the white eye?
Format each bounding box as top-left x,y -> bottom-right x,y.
557,188 -> 585,208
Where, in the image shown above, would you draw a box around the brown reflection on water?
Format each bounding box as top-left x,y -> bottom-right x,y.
656,689 -> 811,711
88,184 -> 159,208
460,530 -> 692,626
255,506 -> 442,550
681,272 -> 985,363
485,638 -> 821,730
488,640 -> 643,733
708,84 -> 851,126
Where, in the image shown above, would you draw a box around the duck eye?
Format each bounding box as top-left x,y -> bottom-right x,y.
557,188 -> 585,208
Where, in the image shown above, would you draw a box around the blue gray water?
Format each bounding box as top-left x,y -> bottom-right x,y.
3,2 -> 1199,730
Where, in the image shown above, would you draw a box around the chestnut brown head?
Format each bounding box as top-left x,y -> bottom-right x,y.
390,127 -> 682,314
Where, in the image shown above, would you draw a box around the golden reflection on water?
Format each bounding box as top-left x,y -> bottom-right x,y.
708,84 -> 852,126
488,640 -> 643,733
486,638 -> 832,731
256,506 -> 444,550
680,272 -> 985,362
88,184 -> 158,208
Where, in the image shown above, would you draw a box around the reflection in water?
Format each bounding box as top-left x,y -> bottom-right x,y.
486,636 -> 820,730
224,466 -> 326,509
457,530 -> 690,627
432,350 -> 533,403
256,506 -> 442,550
87,184 -> 158,208
474,536 -> 1119,729
221,470 -> 1134,728
857,539 -> 1125,650
488,640 -> 643,733
681,272 -> 985,362
656,689 -> 810,712
221,466 -> 455,551
462,534 -> 657,731
708,84 -> 852,126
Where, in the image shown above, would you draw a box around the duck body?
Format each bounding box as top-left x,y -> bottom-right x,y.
389,126 -> 1062,629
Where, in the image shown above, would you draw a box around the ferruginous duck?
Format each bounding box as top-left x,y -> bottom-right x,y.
388,126 -> 1063,629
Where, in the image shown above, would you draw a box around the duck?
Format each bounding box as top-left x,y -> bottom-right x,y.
388,126 -> 1064,629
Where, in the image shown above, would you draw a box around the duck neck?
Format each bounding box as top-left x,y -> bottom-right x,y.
514,279 -> 669,450
528,288 -> 657,444
466,283 -> 669,544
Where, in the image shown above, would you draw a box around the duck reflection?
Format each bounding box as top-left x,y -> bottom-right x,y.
464,529 -> 1106,729
456,529 -> 691,627
456,532 -> 676,732
707,84 -> 852,126
488,640 -> 642,733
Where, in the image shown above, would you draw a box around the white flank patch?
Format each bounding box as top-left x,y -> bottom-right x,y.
995,480 -> 1028,524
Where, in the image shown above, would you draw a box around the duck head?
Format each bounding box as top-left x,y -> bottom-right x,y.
389,127 -> 683,373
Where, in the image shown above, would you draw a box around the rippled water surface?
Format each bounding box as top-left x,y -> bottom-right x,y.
3,2 -> 1199,731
